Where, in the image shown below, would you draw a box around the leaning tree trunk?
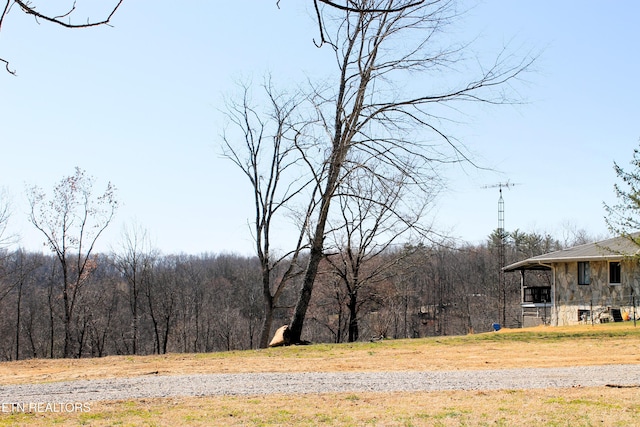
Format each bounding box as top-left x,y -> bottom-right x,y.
288,243 -> 324,343
258,289 -> 275,349
288,149 -> 345,343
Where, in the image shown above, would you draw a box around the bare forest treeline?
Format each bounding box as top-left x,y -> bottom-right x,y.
0,229 -> 588,361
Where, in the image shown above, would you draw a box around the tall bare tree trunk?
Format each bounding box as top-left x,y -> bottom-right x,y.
289,154 -> 344,343
14,276 -> 22,360
347,291 -> 359,342
259,287 -> 275,348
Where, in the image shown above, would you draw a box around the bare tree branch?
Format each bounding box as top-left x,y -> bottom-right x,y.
0,56 -> 15,75
310,0 -> 429,47
13,0 -> 124,29
0,0 -> 124,74
317,0 -> 427,13
0,0 -> 12,30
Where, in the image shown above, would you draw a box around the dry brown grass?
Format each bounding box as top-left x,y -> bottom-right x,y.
2,324 -> 640,386
3,388 -> 640,427
1,323 -> 640,426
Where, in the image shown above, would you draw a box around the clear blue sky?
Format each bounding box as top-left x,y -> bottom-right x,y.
1,1 -> 638,255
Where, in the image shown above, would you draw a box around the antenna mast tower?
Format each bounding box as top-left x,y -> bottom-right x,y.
482,181 -> 520,326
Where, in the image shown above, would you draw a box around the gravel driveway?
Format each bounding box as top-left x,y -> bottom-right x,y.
1,364 -> 639,403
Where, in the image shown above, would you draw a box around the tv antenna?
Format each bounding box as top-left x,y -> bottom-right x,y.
482,181 -> 521,234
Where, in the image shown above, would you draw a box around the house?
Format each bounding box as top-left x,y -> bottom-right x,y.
503,234 -> 640,327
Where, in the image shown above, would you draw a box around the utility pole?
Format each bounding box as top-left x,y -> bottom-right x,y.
482,181 -> 520,327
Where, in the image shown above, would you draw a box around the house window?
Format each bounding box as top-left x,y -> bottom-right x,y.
609,261 -> 621,285
578,309 -> 591,322
578,261 -> 590,285
523,287 -> 551,303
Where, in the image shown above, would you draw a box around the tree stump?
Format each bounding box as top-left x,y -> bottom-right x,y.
268,325 -> 291,347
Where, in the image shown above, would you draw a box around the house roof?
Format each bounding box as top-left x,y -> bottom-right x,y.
503,234 -> 640,272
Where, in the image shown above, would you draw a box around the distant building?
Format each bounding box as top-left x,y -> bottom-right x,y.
504,234 -> 640,327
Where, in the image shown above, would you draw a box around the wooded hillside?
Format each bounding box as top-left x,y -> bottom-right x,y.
0,229 -> 577,360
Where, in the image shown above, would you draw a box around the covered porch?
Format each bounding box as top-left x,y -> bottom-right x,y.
503,259 -> 554,327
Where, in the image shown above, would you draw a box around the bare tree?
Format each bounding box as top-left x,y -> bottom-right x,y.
82,275 -> 119,357
113,222 -> 156,355
5,249 -> 42,360
27,167 -> 118,357
0,0 -> 124,75
286,0 -> 536,344
0,188 -> 16,249
144,258 -> 178,355
323,166 -> 430,341
222,80 -> 316,348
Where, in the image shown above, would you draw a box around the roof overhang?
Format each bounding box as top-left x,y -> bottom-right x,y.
503,255 -> 628,272
503,260 -> 552,271
502,233 -> 640,272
